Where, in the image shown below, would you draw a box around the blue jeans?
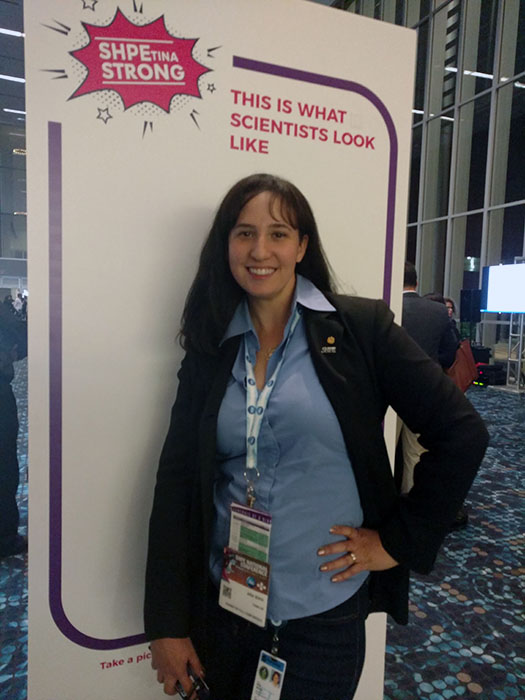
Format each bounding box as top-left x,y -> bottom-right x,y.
205,579 -> 368,700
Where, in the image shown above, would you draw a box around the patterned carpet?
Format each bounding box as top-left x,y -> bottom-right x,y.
0,362 -> 523,699
0,358 -> 28,700
384,386 -> 525,700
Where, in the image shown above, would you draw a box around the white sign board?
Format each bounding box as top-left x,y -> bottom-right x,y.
25,1 -> 415,697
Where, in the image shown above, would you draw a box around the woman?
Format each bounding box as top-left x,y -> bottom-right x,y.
145,174 -> 488,699
445,297 -> 461,343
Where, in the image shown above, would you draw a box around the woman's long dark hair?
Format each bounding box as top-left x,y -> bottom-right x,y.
180,173 -> 335,355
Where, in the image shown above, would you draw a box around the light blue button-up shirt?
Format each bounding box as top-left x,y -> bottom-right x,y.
209,275 -> 368,620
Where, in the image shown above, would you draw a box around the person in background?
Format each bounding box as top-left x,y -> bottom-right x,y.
403,265 -> 457,371
145,175 -> 488,700
404,277 -> 468,529
400,264 -> 459,495
12,293 -> 23,317
444,295 -> 469,529
3,295 -> 14,313
445,297 -> 461,343
423,292 -> 445,304
0,302 -> 27,559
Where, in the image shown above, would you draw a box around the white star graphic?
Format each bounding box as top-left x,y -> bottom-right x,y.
81,0 -> 98,10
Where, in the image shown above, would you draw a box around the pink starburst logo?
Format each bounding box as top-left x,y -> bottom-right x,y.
70,9 -> 210,112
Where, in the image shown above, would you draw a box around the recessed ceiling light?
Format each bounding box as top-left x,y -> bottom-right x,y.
0,74 -> 25,83
0,28 -> 25,38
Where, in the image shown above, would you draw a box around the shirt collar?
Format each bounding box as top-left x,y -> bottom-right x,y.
295,274 -> 335,312
220,274 -> 335,345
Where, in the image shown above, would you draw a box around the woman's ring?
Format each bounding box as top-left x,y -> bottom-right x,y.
350,552 -> 357,563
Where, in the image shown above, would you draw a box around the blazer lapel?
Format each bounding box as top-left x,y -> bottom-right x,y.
198,336 -> 240,538
304,308 -> 366,443
304,306 -> 387,525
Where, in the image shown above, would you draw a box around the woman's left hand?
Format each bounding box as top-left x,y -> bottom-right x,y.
317,526 -> 398,582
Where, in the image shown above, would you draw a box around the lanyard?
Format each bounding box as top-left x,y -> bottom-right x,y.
244,307 -> 301,506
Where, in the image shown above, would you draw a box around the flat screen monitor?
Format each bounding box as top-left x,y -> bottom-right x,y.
480,264 -> 525,313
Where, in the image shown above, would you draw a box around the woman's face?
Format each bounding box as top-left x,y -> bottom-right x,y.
228,191 -> 308,305
446,301 -> 454,318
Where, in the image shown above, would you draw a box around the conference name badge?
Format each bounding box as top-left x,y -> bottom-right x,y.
219,503 -> 273,627
219,547 -> 270,627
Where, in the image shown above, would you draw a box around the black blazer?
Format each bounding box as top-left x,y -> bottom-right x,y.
402,292 -> 457,368
144,295 -> 488,652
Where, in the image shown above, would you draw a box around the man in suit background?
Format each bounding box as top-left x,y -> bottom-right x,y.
402,262 -> 457,369
400,262 -> 458,497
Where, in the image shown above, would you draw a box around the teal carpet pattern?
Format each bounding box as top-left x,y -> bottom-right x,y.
0,363 -> 524,699
384,387 -> 525,699
0,358 -> 28,699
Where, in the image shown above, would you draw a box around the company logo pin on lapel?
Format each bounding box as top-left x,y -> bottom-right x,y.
321,335 -> 336,354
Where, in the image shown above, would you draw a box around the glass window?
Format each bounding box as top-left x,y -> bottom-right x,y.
395,0 -> 405,25
491,81 -> 525,205
464,212 -> 482,257
499,0 -> 525,81
331,1 -> 356,10
414,20 -> 429,113
428,1 -> 460,115
406,0 -> 431,26
461,0 -> 498,100
0,10 -> 26,272
500,204 -> 525,264
0,213 -> 26,259
406,225 -> 417,262
419,219 -> 447,293
0,127 -> 27,261
486,205 -> 525,266
408,125 -> 422,222
454,93 -> 490,213
348,0 -> 375,16
448,213 -> 482,303
423,113 -> 454,220
0,136 -> 26,305
376,0 -> 394,23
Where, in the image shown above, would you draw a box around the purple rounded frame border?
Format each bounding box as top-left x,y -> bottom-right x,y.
233,56 -> 399,304
47,57 -> 398,650
48,122 -> 146,650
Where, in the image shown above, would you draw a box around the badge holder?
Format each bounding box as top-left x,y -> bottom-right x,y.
250,650 -> 287,700
219,502 -> 272,627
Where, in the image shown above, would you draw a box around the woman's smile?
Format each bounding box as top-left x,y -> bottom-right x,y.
247,267 -> 276,277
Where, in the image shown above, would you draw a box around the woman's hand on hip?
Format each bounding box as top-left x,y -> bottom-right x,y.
150,637 -> 204,697
317,526 -> 398,582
